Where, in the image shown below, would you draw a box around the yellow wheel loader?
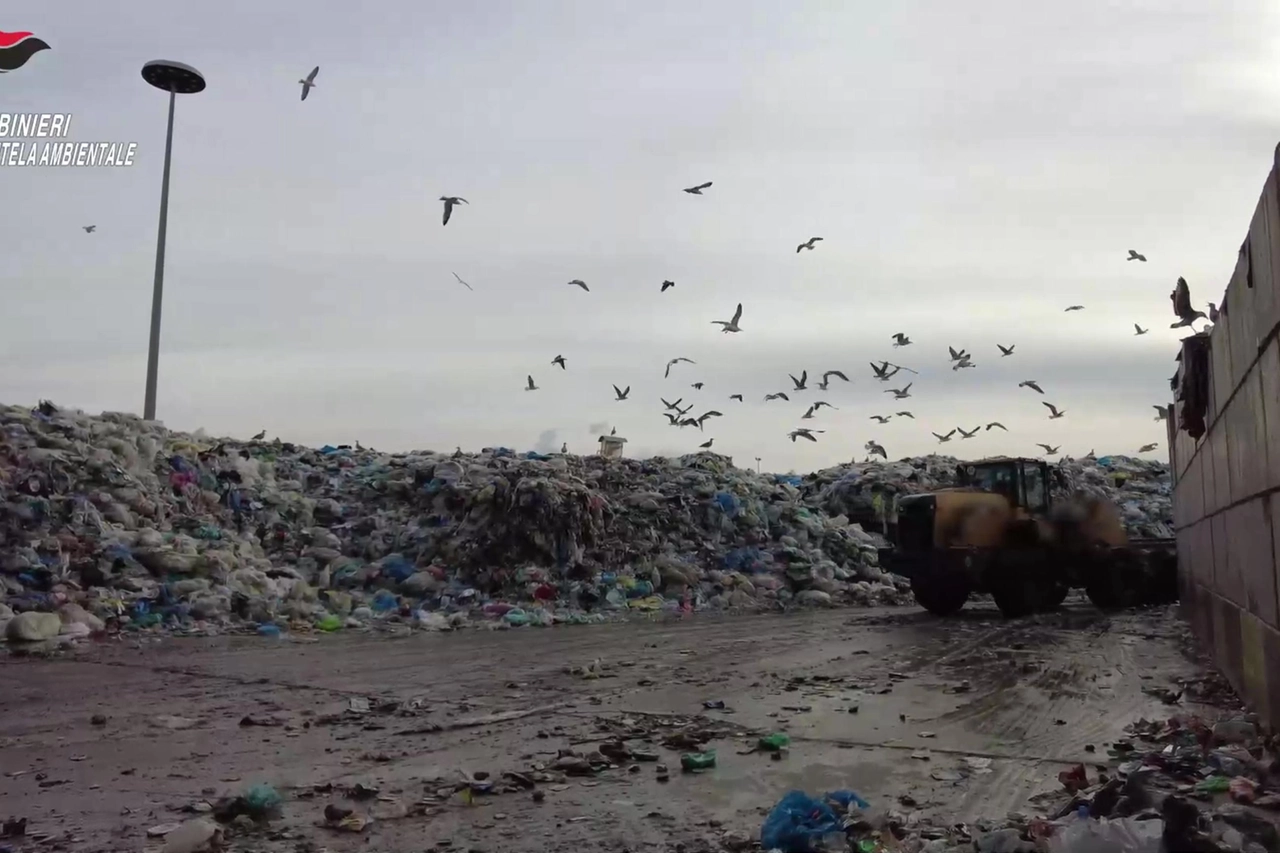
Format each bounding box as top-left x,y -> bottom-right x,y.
879,457 -> 1178,618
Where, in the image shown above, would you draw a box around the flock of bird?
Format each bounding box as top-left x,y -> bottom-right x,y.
73,71 -> 1213,464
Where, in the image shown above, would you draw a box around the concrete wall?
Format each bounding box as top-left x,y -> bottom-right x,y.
1170,143 -> 1280,728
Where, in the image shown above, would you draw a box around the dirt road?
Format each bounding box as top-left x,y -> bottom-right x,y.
0,598 -> 1220,851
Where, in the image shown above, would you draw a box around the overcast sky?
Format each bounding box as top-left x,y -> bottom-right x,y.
2,1 -> 1277,471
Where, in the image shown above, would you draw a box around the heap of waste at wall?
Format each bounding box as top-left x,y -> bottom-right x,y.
0,403 -> 1173,638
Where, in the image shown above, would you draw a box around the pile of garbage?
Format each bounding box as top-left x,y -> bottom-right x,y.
0,402 -> 1173,640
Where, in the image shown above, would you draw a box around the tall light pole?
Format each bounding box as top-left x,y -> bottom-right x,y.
140,59 -> 205,421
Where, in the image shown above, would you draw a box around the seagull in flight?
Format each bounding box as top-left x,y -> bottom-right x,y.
952,356 -> 976,371
933,430 -> 956,443
661,280 -> 676,292
789,428 -> 823,443
711,302 -> 743,333
613,385 -> 631,401
997,344 -> 1015,356
870,361 -> 899,381
764,392 -> 790,402
1043,402 -> 1066,419
1127,249 -> 1147,262
568,279 -> 589,292
1037,443 -> 1060,455
789,370 -> 808,391
1019,380 -> 1045,394
817,370 -> 849,390
699,438 -> 714,449
665,357 -> 695,378
887,362 -> 919,375
870,415 -> 892,424
525,375 -> 539,391
948,346 -> 969,362
957,426 -> 980,439
1171,277 -> 1207,328
551,354 -> 566,369
892,333 -> 912,347
1138,443 -> 1159,453
440,196 -> 468,226
664,413 -> 680,426
683,181 -> 713,194
796,237 -> 823,253
661,397 -> 683,411
299,66 -> 319,101
985,422 -> 1007,431
887,383 -> 912,399
1065,305 -> 1085,312
82,225 -> 96,233
895,411 -> 914,419
865,441 -> 887,459
1154,405 -> 1169,421
452,272 -> 473,291
729,394 -> 743,401
696,410 -> 723,426
690,382 -> 704,390
1134,324 -> 1148,335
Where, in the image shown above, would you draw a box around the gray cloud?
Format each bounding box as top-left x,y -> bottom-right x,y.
587,421 -> 610,435
532,429 -> 560,454
0,0 -> 1270,469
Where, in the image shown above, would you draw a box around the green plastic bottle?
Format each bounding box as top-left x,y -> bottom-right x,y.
758,732 -> 791,751
680,750 -> 716,771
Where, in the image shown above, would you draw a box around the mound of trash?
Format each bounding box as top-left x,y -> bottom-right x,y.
0,402 -> 1172,639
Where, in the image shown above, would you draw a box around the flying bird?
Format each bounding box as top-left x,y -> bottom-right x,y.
895,411 -> 914,419
440,196 -> 468,226
790,428 -> 823,443
985,422 -> 1007,431
1154,405 -> 1169,421
887,362 -> 919,375
525,375 -> 538,391
613,385 -> 630,401
568,279 -> 589,292
887,383 -> 912,399
1127,250 -> 1147,262
948,346 -> 969,362
870,415 -> 892,424
789,371 -> 808,391
299,65 -> 319,101
661,280 -> 676,292
817,370 -> 849,390
729,394 -> 743,401
662,397 -> 683,411
801,405 -> 817,420
452,272 -> 473,291
865,441 -> 887,459
699,438 -> 714,449
933,430 -> 956,443
252,430 -> 266,440
711,302 -> 743,333
957,426 -> 979,439
870,361 -> 899,381
764,392 -> 790,402
1043,402 -> 1066,419
697,409 -> 723,424
690,382 -> 704,390
997,344 -> 1015,356
683,181 -> 713,194
1065,305 -> 1085,312
796,237 -> 823,253
892,333 -> 912,347
1170,277 -> 1206,328
1134,324 -> 1148,335
1019,380 -> 1045,394
1138,443 -> 1159,453
809,401 -> 836,411
952,356 -> 976,370
82,225 -> 96,233
551,355 -> 566,369
1037,443 -> 1061,455
664,413 -> 680,426
665,357 -> 696,378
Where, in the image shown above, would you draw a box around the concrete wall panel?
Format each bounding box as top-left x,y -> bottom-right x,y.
1234,496 -> 1277,626
1252,176 -> 1279,342
1211,323 -> 1233,426
1210,427 -> 1233,514
1211,511 -> 1235,603
1260,340 -> 1280,493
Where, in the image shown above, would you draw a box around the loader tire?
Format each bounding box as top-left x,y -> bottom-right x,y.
1039,582 -> 1070,611
990,567 -> 1047,619
1084,559 -> 1141,611
911,575 -> 969,617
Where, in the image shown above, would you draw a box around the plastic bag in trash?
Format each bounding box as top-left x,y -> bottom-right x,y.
760,790 -> 844,852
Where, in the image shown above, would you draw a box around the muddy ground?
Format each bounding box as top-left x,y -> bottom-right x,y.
0,596 -> 1229,852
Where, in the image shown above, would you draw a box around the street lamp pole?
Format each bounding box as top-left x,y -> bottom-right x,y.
140,60 -> 206,421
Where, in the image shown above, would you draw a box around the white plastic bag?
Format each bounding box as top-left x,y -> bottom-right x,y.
1045,815 -> 1163,853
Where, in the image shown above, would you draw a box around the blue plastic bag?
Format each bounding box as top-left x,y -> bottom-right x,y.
760,790 -> 842,852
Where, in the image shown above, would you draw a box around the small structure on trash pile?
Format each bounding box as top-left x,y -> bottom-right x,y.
598,435 -> 627,459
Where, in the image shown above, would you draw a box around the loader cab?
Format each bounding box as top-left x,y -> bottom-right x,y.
956,457 -> 1050,515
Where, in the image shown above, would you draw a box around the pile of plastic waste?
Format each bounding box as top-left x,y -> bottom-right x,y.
0,402 -> 1173,640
